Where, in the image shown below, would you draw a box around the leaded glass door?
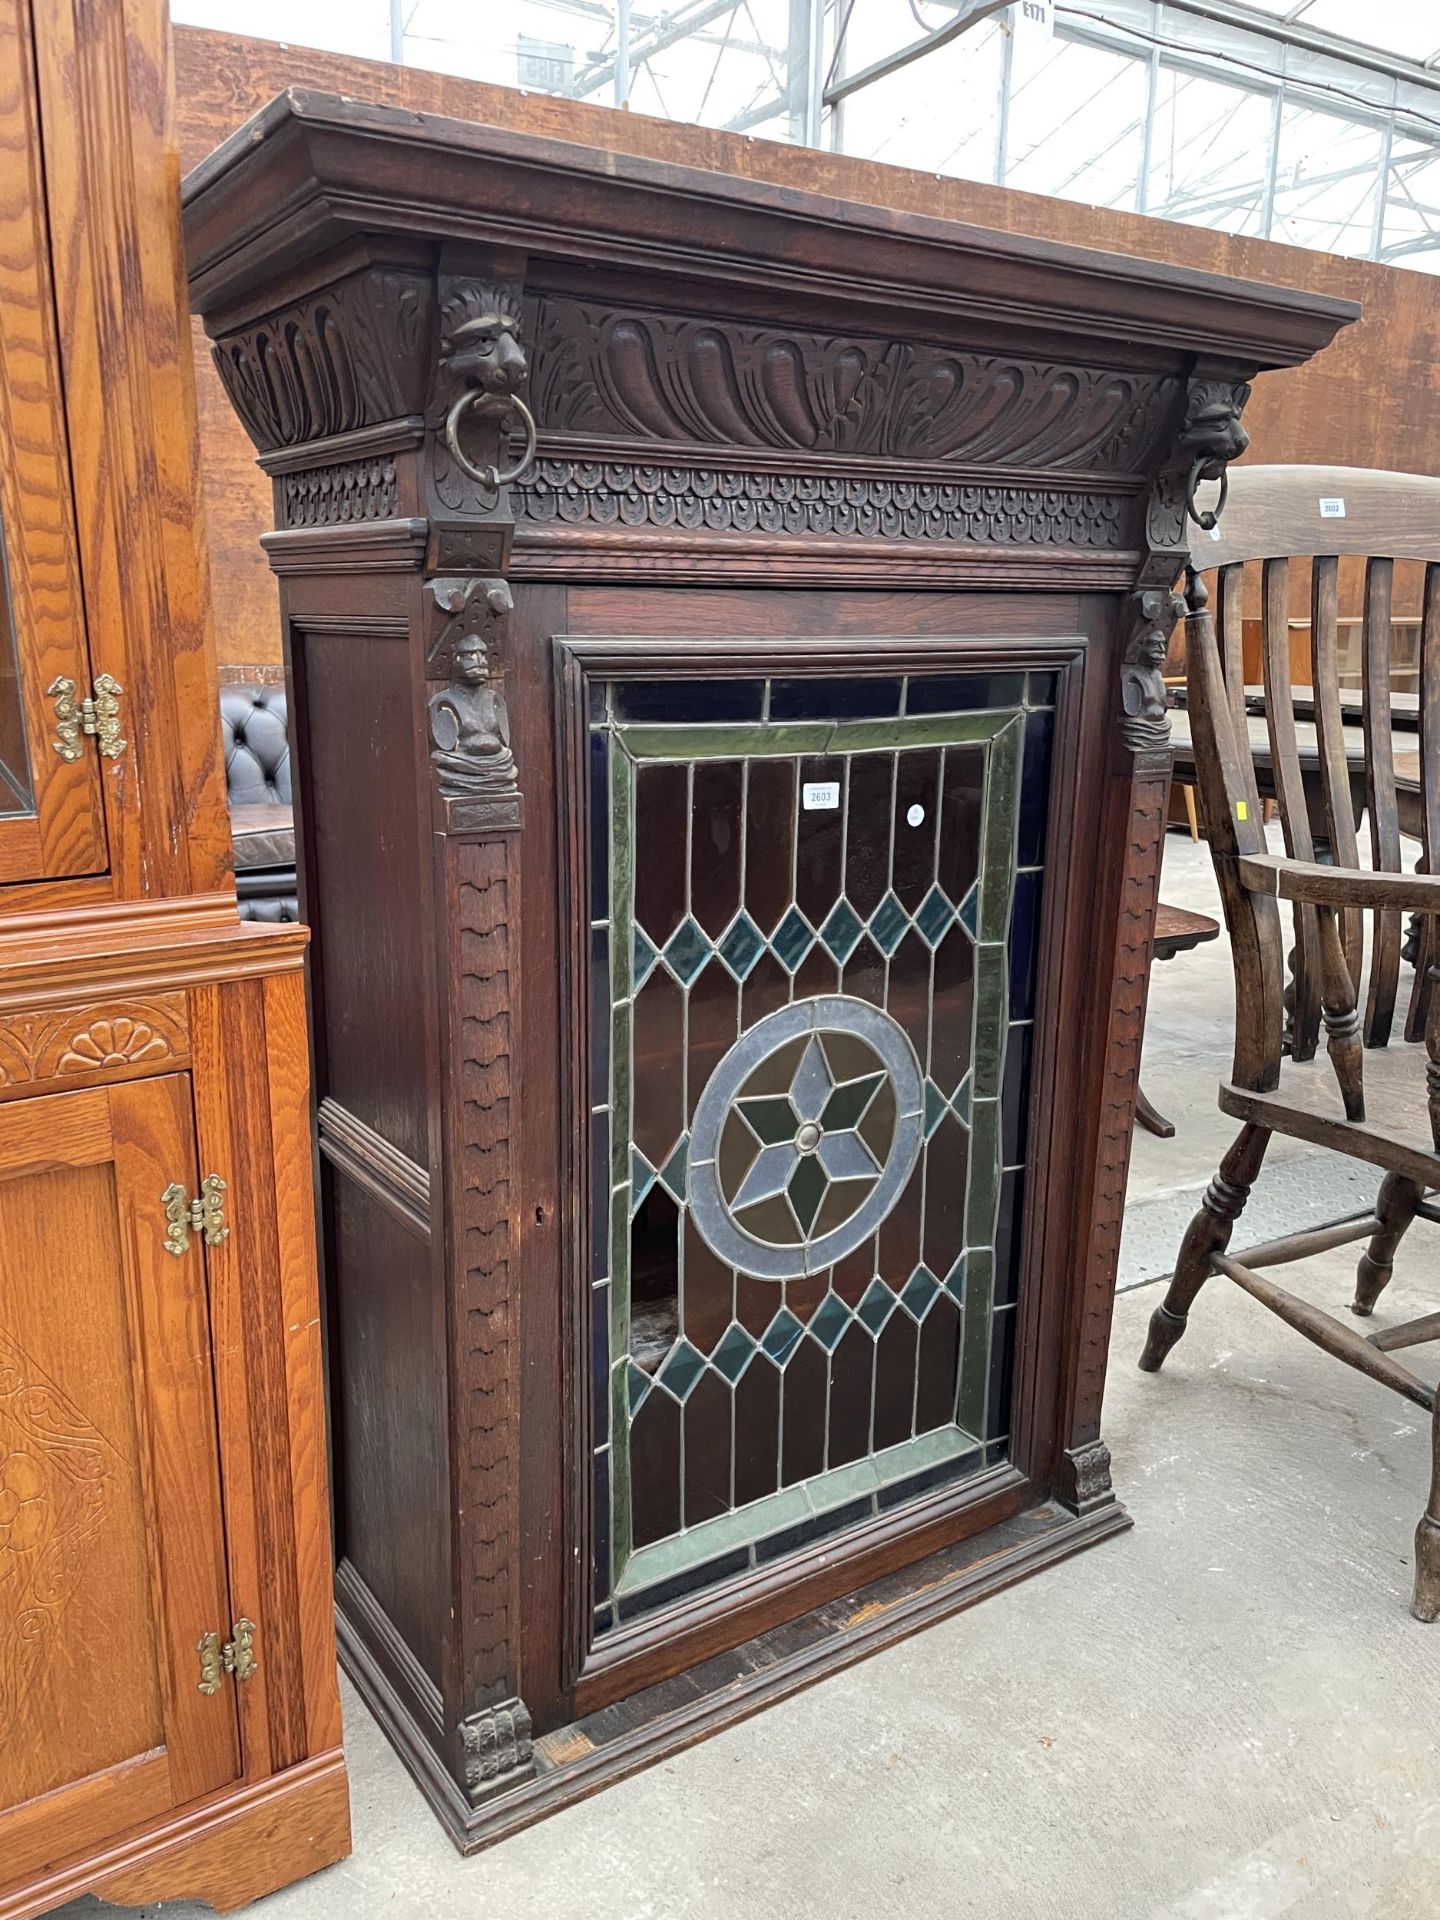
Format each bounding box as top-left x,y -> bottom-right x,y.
582,663 -> 1056,1634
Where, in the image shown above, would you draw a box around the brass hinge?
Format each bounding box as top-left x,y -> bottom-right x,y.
161,1174 -> 229,1257
47,673 -> 126,761
197,1617 -> 258,1695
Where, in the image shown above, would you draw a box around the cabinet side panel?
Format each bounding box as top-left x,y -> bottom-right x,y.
330,1172 -> 446,1686
300,631 -> 430,1169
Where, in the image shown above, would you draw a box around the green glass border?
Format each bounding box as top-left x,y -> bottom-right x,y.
602,702 -> 1023,1607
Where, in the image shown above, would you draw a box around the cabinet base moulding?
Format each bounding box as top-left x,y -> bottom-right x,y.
339,1497 -> 1129,1856
0,1751 -> 351,1920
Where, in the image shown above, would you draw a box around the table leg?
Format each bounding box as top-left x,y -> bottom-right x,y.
1134,1085 -> 1175,1139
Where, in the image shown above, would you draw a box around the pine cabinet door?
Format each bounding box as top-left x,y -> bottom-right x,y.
0,0 -> 109,885
0,1076 -> 239,1886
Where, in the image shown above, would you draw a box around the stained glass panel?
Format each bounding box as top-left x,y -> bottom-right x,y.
588,667 -> 1056,1632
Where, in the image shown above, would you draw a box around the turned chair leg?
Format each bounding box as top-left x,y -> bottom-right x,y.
1353,1170 -> 1424,1316
1415,1399 -> 1440,1623
1139,1123 -> 1270,1372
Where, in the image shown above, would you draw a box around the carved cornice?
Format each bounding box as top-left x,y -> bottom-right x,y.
529,297 -> 1180,477
516,460 -> 1132,550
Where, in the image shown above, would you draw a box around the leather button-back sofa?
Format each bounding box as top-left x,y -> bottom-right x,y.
222,682 -> 298,921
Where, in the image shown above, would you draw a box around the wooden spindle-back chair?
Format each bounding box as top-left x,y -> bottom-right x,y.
1137,465 -> 1440,1621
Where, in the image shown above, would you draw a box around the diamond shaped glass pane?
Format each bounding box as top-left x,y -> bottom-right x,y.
657,1339 -> 706,1401
712,1323 -> 756,1384
916,884 -> 956,949
788,1154 -> 828,1234
761,1307 -> 804,1363
822,1071 -> 882,1132
870,892 -> 908,956
630,1147 -> 656,1214
924,1079 -> 947,1140
857,1277 -> 897,1335
772,906 -> 816,973
899,1265 -> 941,1321
718,910 -> 765,980
808,1292 -> 851,1351
951,1074 -> 972,1127
958,883 -> 979,938
738,1095 -> 799,1146
634,926 -> 658,986
789,1036 -> 833,1123
628,1360 -> 653,1412
734,1141 -> 798,1210
820,898 -> 863,964
659,1134 -> 689,1200
944,1255 -> 967,1302
817,1130 -> 877,1182
664,915 -> 712,985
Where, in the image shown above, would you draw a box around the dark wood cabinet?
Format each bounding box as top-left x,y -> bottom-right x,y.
184,93 -> 1353,1850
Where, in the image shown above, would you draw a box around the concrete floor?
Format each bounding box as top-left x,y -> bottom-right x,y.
58,827 -> 1440,1920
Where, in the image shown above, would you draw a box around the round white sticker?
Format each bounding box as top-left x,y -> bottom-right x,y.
906,803 -> 925,828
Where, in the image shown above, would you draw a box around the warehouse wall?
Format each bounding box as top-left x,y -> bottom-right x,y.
173,25 -> 1440,673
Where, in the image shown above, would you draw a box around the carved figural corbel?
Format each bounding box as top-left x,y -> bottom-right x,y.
1121,586 -> 1185,754
426,576 -> 522,830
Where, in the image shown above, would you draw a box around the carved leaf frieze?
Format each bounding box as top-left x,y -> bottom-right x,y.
529,297 -> 1179,475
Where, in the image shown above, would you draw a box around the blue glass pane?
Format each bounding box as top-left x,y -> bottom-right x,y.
718,910 -> 765,980
589,923 -> 610,1109
1018,710 -> 1054,868
993,1167 -> 1025,1308
770,677 -> 903,720
612,679 -> 765,723
589,729 -> 609,909
1008,869 -> 1041,1020
869,892 -> 908,956
664,916 -> 712,985
1026,669 -> 1059,708
1002,1023 -> 1034,1167
906,672 -> 1025,715
772,905 -> 816,972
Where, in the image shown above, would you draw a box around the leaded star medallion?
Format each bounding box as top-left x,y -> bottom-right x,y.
688,997 -> 924,1280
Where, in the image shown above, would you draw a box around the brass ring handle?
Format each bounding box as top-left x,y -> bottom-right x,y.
443,390 -> 537,492
1185,456 -> 1228,533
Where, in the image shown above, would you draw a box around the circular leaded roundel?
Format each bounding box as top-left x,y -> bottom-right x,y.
688,996 -> 924,1282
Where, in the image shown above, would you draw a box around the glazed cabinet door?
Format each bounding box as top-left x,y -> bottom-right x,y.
0,0 -> 108,884
0,1076 -> 239,1888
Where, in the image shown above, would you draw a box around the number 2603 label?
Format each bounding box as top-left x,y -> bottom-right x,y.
802,781 -> 840,811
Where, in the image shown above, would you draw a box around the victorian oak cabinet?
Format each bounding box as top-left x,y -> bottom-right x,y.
0,6 -> 346,1916
185,92 -> 1352,1850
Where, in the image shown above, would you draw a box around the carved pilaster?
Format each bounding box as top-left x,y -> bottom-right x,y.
460,1696 -> 534,1796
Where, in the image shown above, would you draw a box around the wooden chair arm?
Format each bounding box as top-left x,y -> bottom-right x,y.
1237,854 -> 1440,912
